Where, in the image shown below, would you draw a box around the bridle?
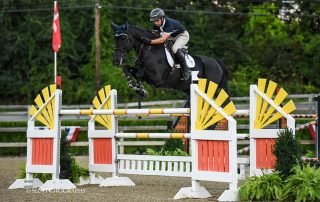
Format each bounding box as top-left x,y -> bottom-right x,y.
113,47 -> 128,63
114,32 -> 150,65
113,33 -> 130,64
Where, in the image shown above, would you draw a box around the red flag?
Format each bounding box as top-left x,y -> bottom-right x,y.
308,124 -> 316,140
52,1 -> 61,52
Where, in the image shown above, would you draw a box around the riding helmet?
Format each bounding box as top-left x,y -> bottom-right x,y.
150,8 -> 165,21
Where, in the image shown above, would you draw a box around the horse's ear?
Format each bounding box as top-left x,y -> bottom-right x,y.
111,22 -> 119,31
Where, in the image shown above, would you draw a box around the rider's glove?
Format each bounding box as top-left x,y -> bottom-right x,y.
141,37 -> 151,45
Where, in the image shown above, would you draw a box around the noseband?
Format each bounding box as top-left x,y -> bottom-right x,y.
114,47 -> 128,62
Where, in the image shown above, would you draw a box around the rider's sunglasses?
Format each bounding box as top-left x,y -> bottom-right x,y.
154,19 -> 161,23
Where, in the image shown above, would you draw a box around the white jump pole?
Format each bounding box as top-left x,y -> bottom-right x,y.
60,108 -> 190,115
116,133 -> 191,139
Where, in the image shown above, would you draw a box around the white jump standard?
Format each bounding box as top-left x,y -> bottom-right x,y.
9,85 -> 76,190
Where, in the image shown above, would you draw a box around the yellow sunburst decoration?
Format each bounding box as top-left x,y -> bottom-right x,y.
91,85 -> 112,130
195,79 -> 236,130
29,84 -> 56,130
254,78 -> 296,129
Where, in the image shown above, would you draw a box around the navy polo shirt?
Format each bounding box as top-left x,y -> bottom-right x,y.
153,18 -> 186,37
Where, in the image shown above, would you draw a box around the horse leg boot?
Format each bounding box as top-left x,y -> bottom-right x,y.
175,49 -> 191,80
123,65 -> 138,89
136,81 -> 148,98
123,65 -> 146,97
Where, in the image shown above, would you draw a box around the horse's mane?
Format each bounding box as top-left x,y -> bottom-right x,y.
128,24 -> 156,39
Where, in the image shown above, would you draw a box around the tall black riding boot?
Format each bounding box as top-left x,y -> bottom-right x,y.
175,49 -> 191,80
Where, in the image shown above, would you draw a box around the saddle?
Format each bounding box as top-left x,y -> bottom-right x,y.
164,40 -> 195,69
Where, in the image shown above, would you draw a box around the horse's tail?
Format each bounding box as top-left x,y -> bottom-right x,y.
215,58 -> 230,95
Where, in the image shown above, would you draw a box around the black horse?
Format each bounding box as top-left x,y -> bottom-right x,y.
111,23 -> 229,99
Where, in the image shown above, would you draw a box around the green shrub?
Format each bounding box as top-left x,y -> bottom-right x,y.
60,130 -> 89,182
282,164 -> 320,201
59,131 -> 73,180
239,172 -> 283,201
273,128 -> 301,178
146,139 -> 188,156
162,139 -> 184,152
146,148 -> 188,156
70,158 -> 89,183
305,150 -> 315,158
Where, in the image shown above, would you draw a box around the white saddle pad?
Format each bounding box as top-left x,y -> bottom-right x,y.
165,48 -> 195,68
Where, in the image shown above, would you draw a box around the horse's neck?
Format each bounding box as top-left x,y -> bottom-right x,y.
129,25 -> 154,38
129,26 -> 155,54
132,38 -> 142,53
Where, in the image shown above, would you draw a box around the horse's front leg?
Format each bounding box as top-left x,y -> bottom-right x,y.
122,65 -> 137,89
134,64 -> 149,98
136,80 -> 148,98
122,65 -> 148,98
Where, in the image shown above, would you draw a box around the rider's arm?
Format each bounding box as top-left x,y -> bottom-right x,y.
150,32 -> 170,45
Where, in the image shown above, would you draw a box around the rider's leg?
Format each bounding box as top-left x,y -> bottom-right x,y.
175,49 -> 191,80
172,31 -> 191,80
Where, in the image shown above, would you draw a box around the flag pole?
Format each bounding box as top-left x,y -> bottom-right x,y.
54,0 -> 57,84
54,51 -> 57,83
54,1 -> 56,84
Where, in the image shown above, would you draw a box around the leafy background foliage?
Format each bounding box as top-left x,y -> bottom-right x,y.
282,164 -> 320,201
239,164 -> 320,201
1,0 -> 319,104
239,172 -> 283,201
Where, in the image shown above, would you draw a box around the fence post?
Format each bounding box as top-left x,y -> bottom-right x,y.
309,95 -> 313,114
119,137 -> 124,154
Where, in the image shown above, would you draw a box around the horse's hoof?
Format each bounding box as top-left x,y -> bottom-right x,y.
143,90 -> 149,98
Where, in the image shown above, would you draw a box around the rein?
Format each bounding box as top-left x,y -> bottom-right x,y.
134,44 -> 151,65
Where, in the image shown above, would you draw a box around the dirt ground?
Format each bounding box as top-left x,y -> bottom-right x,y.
0,156 -> 232,202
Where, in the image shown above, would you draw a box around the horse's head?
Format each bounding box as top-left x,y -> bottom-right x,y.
111,22 -> 135,66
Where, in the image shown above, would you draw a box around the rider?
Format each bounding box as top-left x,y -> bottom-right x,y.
141,8 -> 191,80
